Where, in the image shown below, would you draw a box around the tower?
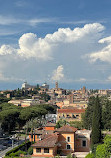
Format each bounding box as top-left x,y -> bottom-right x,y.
55,81 -> 58,90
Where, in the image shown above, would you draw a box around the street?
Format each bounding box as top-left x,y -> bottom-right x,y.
0,140 -> 25,157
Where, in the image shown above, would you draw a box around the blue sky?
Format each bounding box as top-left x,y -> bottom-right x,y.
0,0 -> 111,90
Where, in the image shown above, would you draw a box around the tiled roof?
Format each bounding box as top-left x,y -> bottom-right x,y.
56,125 -> 77,133
32,134 -> 58,147
57,109 -> 85,113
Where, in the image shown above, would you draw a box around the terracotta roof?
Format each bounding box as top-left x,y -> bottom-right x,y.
57,109 -> 85,113
56,125 -> 77,133
32,134 -> 58,147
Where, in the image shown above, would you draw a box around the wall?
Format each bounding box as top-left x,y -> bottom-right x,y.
29,134 -> 40,142
44,126 -> 55,131
33,147 -> 55,157
57,112 -> 82,122
58,132 -> 75,155
75,138 -> 90,152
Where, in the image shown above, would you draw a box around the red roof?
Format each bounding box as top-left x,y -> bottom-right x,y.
56,125 -> 77,133
32,134 -> 58,147
57,109 -> 85,113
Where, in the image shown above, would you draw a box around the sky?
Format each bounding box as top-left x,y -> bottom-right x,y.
1,0 -> 111,89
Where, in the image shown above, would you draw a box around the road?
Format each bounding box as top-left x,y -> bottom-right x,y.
0,140 -> 25,157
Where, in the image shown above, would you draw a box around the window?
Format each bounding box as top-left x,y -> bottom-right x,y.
37,134 -> 40,138
67,137 -> 70,142
82,140 -> 86,147
76,115 -> 79,118
36,148 -> 41,153
66,144 -> 71,149
44,148 -> 49,153
72,114 -> 76,118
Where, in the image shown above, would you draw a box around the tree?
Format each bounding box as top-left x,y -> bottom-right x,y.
69,121 -> 83,129
96,135 -> 111,158
56,119 -> 67,128
82,96 -> 95,129
102,100 -> 111,130
91,96 -> 102,145
85,153 -> 95,158
0,109 -> 20,133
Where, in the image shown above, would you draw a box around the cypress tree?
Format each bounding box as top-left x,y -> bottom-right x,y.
91,95 -> 102,145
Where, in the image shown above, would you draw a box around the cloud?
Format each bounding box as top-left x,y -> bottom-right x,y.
0,15 -> 54,26
106,76 -> 111,82
51,65 -> 64,81
17,33 -> 52,60
88,36 -> 111,63
0,45 -> 17,55
0,72 -> 23,82
0,23 -> 105,61
78,78 -> 86,82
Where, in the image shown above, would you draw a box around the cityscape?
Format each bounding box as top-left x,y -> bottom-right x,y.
0,81 -> 111,157
0,0 -> 111,158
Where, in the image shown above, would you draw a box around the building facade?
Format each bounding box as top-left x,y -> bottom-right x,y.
30,124 -> 91,157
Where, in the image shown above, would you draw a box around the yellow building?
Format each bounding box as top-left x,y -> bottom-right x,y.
57,108 -> 85,122
31,125 -> 91,157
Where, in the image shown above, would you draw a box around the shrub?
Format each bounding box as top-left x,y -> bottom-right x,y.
28,146 -> 33,155
85,153 -> 95,158
5,141 -> 31,156
9,150 -> 27,157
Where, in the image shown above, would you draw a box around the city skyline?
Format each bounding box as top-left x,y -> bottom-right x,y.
0,0 -> 111,89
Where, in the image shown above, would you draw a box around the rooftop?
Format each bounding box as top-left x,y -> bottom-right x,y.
56,125 -> 77,133
32,134 -> 58,147
57,109 -> 85,113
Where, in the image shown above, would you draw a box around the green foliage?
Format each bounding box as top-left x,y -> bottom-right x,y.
0,108 -> 20,133
96,144 -> 106,158
4,156 -> 31,158
55,156 -> 61,158
82,96 -> 111,131
9,150 -> 27,157
28,146 -> 33,155
82,96 -> 95,129
91,143 -> 100,154
103,135 -> 111,155
91,96 -> 102,145
102,100 -> 111,130
85,153 -> 95,158
89,135 -> 111,158
40,93 -> 50,102
56,119 -> 67,128
0,102 -> 56,133
69,121 -> 83,129
96,135 -> 111,158
5,141 -> 31,156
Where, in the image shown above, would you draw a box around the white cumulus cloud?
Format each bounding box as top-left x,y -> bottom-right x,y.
51,65 -> 64,81
88,36 -> 111,63
0,45 -> 17,55
0,23 -> 105,61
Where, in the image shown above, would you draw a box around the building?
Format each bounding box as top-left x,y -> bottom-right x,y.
21,82 -> 35,89
45,114 -> 57,123
8,99 -> 45,107
30,124 -> 91,157
29,123 -> 56,142
40,83 -> 49,90
56,100 -> 88,109
56,108 -> 85,122
55,81 -> 58,90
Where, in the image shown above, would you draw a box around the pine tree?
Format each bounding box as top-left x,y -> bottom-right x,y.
91,96 -> 102,145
